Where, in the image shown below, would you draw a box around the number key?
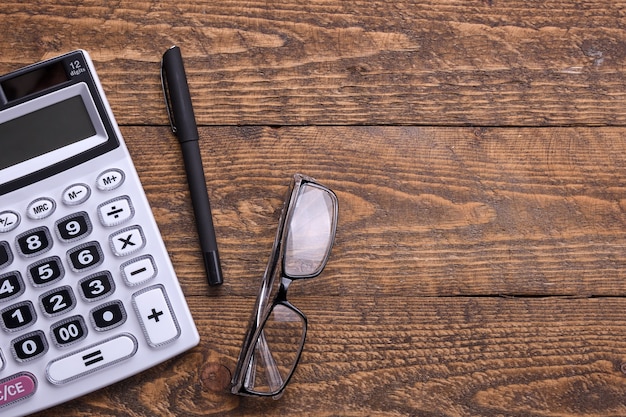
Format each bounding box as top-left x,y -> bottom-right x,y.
0,241 -> 13,270
16,227 -> 52,257
0,271 -> 24,302
28,256 -> 64,287
55,212 -> 92,242
51,315 -> 87,347
11,330 -> 48,362
78,272 -> 115,301
67,241 -> 103,272
1,301 -> 36,332
40,286 -> 76,317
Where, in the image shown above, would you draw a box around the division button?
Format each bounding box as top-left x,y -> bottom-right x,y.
46,334 -> 138,385
0,372 -> 37,409
97,196 -> 134,227
132,285 -> 180,347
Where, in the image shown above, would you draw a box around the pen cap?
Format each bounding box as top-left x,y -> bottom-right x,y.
161,46 -> 199,142
204,251 -> 224,286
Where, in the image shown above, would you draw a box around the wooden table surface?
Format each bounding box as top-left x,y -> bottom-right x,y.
3,1 -> 626,416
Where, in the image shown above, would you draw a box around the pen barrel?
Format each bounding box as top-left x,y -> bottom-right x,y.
180,140 -> 223,286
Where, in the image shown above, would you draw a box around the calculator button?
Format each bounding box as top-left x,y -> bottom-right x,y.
98,196 -> 134,227
0,271 -> 24,302
1,301 -> 36,332
109,226 -> 145,257
96,168 -> 125,191
50,315 -> 87,347
67,241 -> 104,272
0,241 -> 13,270
11,330 -> 48,362
16,227 -> 53,258
27,256 -> 64,287
90,300 -> 126,331
62,183 -> 91,206
46,334 -> 137,385
39,286 -> 76,317
78,272 -> 115,302
0,211 -> 19,233
0,372 -> 37,408
26,197 -> 56,220
55,212 -> 92,242
121,255 -> 157,286
132,285 -> 180,347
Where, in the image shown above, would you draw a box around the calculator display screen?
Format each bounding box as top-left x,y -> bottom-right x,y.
0,95 -> 96,170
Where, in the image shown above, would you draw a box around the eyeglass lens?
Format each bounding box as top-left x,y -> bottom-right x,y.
284,183 -> 336,277
246,304 -> 306,395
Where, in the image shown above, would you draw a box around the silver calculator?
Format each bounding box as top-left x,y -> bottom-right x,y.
0,50 -> 200,416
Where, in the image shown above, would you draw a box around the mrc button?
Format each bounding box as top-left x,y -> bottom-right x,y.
26,198 -> 56,220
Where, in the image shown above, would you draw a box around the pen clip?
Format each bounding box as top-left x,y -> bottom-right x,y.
160,59 -> 178,134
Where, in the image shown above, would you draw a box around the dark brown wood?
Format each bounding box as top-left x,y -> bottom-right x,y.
2,1 -> 626,126
3,1 -> 626,415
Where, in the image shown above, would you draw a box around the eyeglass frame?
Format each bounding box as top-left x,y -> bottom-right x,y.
230,173 -> 338,398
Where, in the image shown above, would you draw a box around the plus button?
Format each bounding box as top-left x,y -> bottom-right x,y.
147,308 -> 164,322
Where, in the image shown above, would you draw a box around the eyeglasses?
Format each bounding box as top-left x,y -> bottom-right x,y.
230,174 -> 338,399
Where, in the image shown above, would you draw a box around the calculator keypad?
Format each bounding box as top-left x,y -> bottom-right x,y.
0,167 -> 198,414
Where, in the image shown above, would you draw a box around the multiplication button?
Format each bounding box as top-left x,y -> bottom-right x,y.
109,226 -> 145,257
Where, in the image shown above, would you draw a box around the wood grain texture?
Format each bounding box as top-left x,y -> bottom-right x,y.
32,297 -> 626,417
125,126 -> 626,298
23,124 -> 626,416
4,0 -> 626,415
1,0 -> 626,126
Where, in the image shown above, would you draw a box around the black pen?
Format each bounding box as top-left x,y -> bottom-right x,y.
161,45 -> 223,287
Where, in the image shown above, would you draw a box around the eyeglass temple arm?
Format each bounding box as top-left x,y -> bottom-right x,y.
248,330 -> 284,392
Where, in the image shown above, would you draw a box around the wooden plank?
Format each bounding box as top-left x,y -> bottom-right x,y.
33,296 -> 626,416
1,1 -> 625,126
119,125 -> 626,297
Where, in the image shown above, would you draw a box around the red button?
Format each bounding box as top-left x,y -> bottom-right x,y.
0,372 -> 36,408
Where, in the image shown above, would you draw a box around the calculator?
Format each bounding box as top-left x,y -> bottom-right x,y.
0,50 -> 200,416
